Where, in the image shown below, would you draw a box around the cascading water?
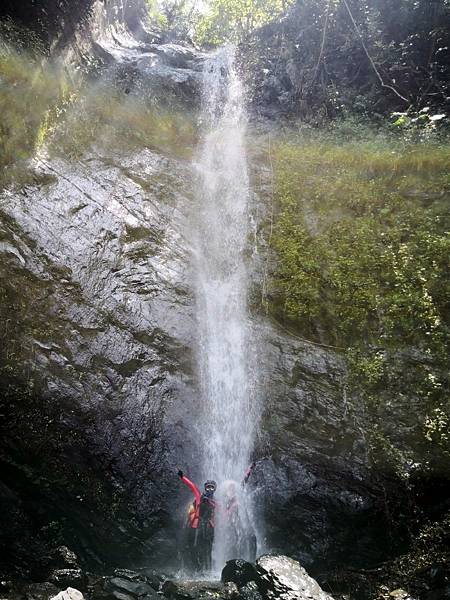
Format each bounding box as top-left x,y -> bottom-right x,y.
192,46 -> 259,573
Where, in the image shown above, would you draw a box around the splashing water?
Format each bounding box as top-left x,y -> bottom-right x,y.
192,46 -> 258,573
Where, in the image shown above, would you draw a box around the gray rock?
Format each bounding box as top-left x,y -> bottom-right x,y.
256,555 -> 334,600
84,16 -> 205,105
49,570 -> 87,591
388,590 -> 417,600
50,588 -> 84,600
105,577 -> 157,597
221,560 -> 259,588
110,592 -> 135,600
223,582 -> 239,599
54,547 -> 79,569
0,146 -> 199,564
134,569 -> 165,592
24,582 -> 60,600
239,581 -> 263,600
162,580 -> 224,599
112,570 -> 145,582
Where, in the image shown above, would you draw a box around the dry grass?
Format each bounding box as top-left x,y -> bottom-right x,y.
0,47 -> 197,189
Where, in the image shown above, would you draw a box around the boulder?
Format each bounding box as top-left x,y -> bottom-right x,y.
221,559 -> 259,588
48,569 -> 87,591
104,576 -> 157,597
53,547 -> 80,570
388,590 -> 416,600
256,555 -> 334,600
112,570 -> 147,582
50,588 -> 84,600
89,571 -> 160,600
134,569 -> 165,592
107,592 -> 134,600
223,582 -> 239,599
90,572 -> 160,600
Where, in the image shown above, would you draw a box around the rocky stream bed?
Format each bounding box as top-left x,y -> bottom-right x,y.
2,553 -> 340,600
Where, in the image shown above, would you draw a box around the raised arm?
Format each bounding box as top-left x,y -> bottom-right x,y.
242,461 -> 256,486
178,470 -> 201,505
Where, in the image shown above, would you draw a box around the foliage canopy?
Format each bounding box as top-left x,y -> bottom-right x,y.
147,0 -> 294,45
195,0 -> 294,45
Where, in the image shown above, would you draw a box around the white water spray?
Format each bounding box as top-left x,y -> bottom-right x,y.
193,46 -> 258,572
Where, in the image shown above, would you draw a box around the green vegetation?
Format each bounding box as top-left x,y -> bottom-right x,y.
50,87 -> 197,160
0,51 -> 65,177
264,126 -> 449,470
246,0 -> 450,119
146,0 -> 201,39
0,45 -> 196,189
146,0 -> 293,45
195,0 -> 293,46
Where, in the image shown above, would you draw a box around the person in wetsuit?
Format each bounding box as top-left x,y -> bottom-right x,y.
221,462 -> 257,561
178,470 -> 217,571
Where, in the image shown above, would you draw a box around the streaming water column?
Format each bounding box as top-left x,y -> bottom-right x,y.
193,46 -> 258,572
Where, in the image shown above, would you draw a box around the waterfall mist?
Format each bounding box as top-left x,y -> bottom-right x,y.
192,46 -> 260,573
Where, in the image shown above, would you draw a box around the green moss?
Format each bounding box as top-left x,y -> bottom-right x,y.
50,89 -> 197,160
261,127 -> 449,473
266,130 -> 449,343
0,46 -> 197,191
0,52 -> 65,174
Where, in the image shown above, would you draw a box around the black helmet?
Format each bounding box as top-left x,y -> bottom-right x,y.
204,480 -> 217,492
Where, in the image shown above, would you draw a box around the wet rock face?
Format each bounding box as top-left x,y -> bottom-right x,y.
0,0 -> 96,46
90,34 -> 205,107
0,146 -> 200,568
250,324 -> 393,570
0,0 -> 206,574
0,126 -> 393,577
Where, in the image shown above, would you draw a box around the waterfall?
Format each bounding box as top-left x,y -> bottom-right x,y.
192,46 -> 258,572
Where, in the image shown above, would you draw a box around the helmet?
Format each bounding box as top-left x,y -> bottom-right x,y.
204,480 -> 217,492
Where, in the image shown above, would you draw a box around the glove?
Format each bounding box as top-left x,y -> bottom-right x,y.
177,470 -> 184,479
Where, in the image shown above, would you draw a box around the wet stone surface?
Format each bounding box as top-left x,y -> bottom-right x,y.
221,560 -> 258,589
0,144 -> 200,567
220,555 -> 335,600
256,555 -> 334,600
162,580 -> 225,600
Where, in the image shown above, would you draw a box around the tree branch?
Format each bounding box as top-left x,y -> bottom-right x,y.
341,0 -> 410,105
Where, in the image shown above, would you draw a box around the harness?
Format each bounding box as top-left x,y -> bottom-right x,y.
188,494 -> 216,529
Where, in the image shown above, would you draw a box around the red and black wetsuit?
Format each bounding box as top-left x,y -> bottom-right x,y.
180,475 -> 215,529
180,474 -> 216,570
